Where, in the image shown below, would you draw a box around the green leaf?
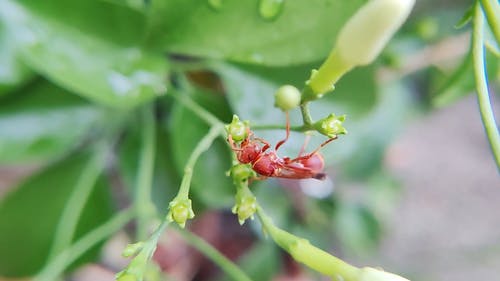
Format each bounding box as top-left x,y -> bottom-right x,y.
333,80 -> 414,175
217,62 -> 376,121
454,5 -> 473,29
0,152 -> 114,277
0,80 -> 105,164
432,48 -> 499,107
0,19 -> 33,95
148,0 -> 365,66
335,203 -> 381,256
170,89 -> 234,208
0,0 -> 167,108
118,117 -> 181,210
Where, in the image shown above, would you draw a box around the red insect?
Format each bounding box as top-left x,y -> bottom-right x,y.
228,114 -> 336,180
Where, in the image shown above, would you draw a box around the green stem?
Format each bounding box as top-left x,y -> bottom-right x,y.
143,219 -> 170,260
35,208 -> 135,281
480,0 -> 500,44
135,105 -> 157,240
177,125 -> 225,199
307,49 -> 352,96
251,124 -> 311,132
176,228 -> 254,281
48,149 -> 105,260
170,90 -> 224,128
300,102 -> 314,126
473,3 -> 500,168
255,206 -> 359,280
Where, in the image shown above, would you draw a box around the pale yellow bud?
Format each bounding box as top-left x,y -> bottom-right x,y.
336,0 -> 415,66
306,0 -> 415,97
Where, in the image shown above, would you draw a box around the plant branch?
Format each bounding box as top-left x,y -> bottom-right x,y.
255,205 -> 359,280
35,208 -> 135,281
480,0 -> 500,44
300,102 -> 314,126
135,105 -> 157,240
176,228 -> 253,281
169,90 -> 224,128
48,149 -> 105,260
473,3 -> 500,168
177,125 -> 224,199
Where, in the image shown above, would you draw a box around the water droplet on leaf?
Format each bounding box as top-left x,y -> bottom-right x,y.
250,53 -> 263,63
208,0 -> 223,11
259,0 -> 284,21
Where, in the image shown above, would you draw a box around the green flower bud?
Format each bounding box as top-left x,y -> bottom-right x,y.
306,0 -> 415,97
230,164 -> 255,182
167,198 -> 195,228
336,0 -> 415,67
274,85 -> 301,111
314,113 -> 347,138
225,115 -> 248,142
232,191 -> 257,225
357,267 -> 410,281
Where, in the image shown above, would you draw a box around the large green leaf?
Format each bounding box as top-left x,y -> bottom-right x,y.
118,116 -> 181,211
0,80 -> 105,164
148,0 -> 366,66
0,152 -> 114,277
169,89 -> 234,208
0,0 -> 167,107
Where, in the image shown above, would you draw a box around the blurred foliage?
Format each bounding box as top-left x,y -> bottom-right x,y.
0,0 -> 497,279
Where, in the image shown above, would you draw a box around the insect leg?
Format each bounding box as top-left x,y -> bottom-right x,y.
275,111 -> 290,151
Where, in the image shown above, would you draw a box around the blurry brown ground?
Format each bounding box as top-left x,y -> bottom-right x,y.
1,95 -> 499,281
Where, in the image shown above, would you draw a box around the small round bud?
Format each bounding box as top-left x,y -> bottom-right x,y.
167,198 -> 195,228
274,85 -> 301,111
225,115 -> 248,142
232,194 -> 257,225
230,164 -> 255,182
313,113 -> 347,138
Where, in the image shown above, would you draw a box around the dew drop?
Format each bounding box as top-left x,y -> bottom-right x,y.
250,53 -> 264,63
207,0 -> 223,11
259,0 -> 284,21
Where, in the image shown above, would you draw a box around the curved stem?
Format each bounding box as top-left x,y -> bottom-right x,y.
473,3 -> 500,168
255,205 -> 359,280
177,125 -> 224,199
35,208 -> 135,281
169,90 -> 224,128
176,228 -> 253,281
300,102 -> 314,126
135,105 -> 156,240
480,0 -> 500,44
48,149 -> 105,260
